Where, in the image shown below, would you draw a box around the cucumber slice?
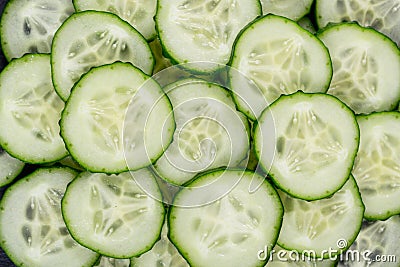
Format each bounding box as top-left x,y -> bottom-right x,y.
338,216 -> 400,267
0,167 -> 99,267
156,0 -> 261,72
317,23 -> 400,115
229,15 -> 332,120
0,54 -> 68,164
60,62 -> 174,173
73,0 -> 157,40
130,219 -> 189,267
51,10 -> 154,101
169,169 -> 283,267
61,169 -> 165,258
254,92 -> 359,200
260,0 -> 313,21
93,257 -> 130,267
277,176 -> 365,259
153,78 -> 250,185
352,112 -> 400,220
0,147 -> 24,187
315,0 -> 400,46
0,0 -> 74,61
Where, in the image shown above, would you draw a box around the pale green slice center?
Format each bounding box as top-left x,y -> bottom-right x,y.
10,83 -> 64,143
276,105 -> 345,175
22,188 -> 77,256
173,0 -> 240,53
245,38 -> 310,103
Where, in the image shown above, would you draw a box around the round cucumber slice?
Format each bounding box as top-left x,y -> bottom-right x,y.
352,112 -> 400,220
0,0 -> 74,61
60,62 -> 174,173
254,92 -> 359,200
0,167 -> 99,267
229,14 -> 332,120
51,10 -> 154,101
169,169 -> 283,267
131,219 -> 189,267
0,54 -> 68,164
318,23 -> 400,114
156,0 -> 261,72
277,176 -> 365,259
73,0 -> 157,40
316,0 -> 400,46
153,78 -> 250,185
61,169 -> 165,258
260,0 -> 314,21
0,147 -> 25,187
338,216 -> 400,267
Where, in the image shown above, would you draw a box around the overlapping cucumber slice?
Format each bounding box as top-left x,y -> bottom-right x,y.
60,62 -> 174,173
352,112 -> 400,220
254,92 -> 359,200
0,167 -> 99,267
338,216 -> 400,267
62,169 -> 165,258
0,54 -> 68,164
73,0 -> 157,40
169,170 -> 283,267
229,14 -> 332,120
260,0 -> 314,20
316,0 -> 400,46
51,11 -> 154,101
277,176 -> 364,259
156,0 -> 261,72
0,0 -> 74,60
154,78 -> 250,185
318,23 -> 400,114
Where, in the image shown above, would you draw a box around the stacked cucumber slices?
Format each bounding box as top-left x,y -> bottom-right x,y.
0,0 -> 399,266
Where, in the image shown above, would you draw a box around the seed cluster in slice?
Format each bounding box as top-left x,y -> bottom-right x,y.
61,62 -> 174,173
154,78 -> 250,185
0,167 -> 99,267
230,14 -> 332,120
51,11 -> 154,101
62,169 -> 165,258
316,0 -> 400,46
73,0 -> 158,40
156,0 -> 261,72
260,0 -> 314,20
254,92 -> 359,200
339,216 -> 400,267
0,54 -> 68,164
318,23 -> 400,114
352,112 -> 400,220
0,0 -> 74,60
169,170 -> 283,267
277,176 -> 364,258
